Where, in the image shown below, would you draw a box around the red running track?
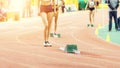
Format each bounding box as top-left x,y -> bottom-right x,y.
0,8 -> 120,68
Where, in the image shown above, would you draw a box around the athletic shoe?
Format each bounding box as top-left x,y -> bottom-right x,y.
118,28 -> 120,31
53,33 -> 58,38
43,41 -> 52,47
43,41 -> 48,47
91,24 -> 94,27
87,24 -> 90,27
46,41 -> 52,46
108,30 -> 111,32
116,29 -> 118,32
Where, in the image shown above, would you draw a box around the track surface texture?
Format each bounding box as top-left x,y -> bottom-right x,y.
0,8 -> 120,68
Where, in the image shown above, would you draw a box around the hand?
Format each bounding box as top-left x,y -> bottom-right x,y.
112,8 -> 114,10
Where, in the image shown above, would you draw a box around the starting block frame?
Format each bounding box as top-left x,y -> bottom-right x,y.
64,44 -> 80,54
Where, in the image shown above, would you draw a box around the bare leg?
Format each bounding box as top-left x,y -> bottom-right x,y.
89,11 -> 92,24
91,10 -> 95,24
54,11 -> 59,34
41,12 -> 48,42
47,12 -> 53,40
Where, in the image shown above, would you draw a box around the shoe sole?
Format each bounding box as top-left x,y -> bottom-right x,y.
44,45 -> 52,47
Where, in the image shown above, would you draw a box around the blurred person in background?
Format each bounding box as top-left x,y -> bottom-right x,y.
52,0 -> 65,37
85,0 -> 96,27
108,0 -> 119,32
22,0 -> 31,18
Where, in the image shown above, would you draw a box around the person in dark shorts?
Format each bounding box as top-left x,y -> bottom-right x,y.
61,0 -> 65,13
38,0 -> 55,47
51,0 -> 65,37
85,0 -> 96,27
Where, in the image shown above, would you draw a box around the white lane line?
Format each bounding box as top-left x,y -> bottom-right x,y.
0,26 -> 42,35
95,25 -> 120,46
0,47 -> 103,68
70,28 -> 120,56
71,30 -> 107,50
0,12 -> 118,67
51,25 -> 120,58
46,39 -> 120,67
0,24 -> 103,67
15,26 -> 76,45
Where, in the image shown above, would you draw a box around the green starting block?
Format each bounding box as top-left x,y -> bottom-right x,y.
50,33 -> 54,37
50,33 -> 61,38
65,44 -> 78,53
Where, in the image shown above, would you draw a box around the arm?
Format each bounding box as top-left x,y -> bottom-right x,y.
61,0 -> 65,9
38,0 -> 40,8
108,0 -> 114,10
94,2 -> 97,12
108,5 -> 114,10
115,0 -> 119,9
85,2 -> 88,10
38,0 -> 41,16
62,0 -> 65,5
52,0 -> 56,15
58,0 -> 64,8
53,0 -> 56,12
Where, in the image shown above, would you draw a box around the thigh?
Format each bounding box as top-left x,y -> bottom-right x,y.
91,10 -> 95,16
55,11 -> 59,18
41,12 -> 48,26
109,12 -> 113,20
47,12 -> 54,25
113,11 -> 117,20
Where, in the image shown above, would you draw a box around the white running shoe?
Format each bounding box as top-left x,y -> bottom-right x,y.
43,41 -> 52,47
53,34 -> 58,38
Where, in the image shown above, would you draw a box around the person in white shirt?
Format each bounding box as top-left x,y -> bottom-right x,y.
85,0 -> 96,27
108,0 -> 119,32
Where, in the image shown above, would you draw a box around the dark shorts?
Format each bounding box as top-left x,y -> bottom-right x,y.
89,7 -> 95,11
40,5 -> 53,13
